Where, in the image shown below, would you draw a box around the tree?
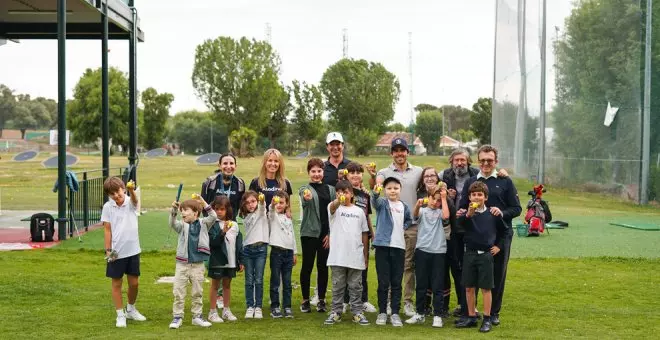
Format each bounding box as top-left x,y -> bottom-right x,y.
261,84 -> 290,149
470,97 -> 492,145
415,110 -> 444,154
192,36 -> 283,134
414,103 -> 438,112
0,84 -> 16,138
387,122 -> 407,132
290,80 -> 324,154
230,126 -> 258,157
141,87 -> 174,150
169,110 -> 228,154
67,67 -> 131,150
11,100 -> 51,139
440,105 -> 472,134
320,58 -> 400,156
452,129 -> 476,144
33,97 -> 58,129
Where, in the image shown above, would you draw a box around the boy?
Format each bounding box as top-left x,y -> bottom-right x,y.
456,181 -> 508,333
168,196 -> 217,329
406,186 -> 450,328
102,176 -> 146,328
371,177 -> 413,327
324,180 -> 370,326
343,161 -> 377,313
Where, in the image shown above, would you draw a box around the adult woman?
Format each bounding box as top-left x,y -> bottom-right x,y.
249,149 -> 293,211
201,153 -> 245,221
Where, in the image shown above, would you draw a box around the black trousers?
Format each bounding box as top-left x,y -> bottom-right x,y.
415,250 -> 445,316
300,236 -> 329,301
492,235 -> 512,316
447,232 -> 467,314
375,246 -> 405,314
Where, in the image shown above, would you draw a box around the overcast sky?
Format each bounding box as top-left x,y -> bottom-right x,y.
0,0 -> 573,124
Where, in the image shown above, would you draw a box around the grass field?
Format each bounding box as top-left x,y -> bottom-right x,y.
2,153 -> 660,338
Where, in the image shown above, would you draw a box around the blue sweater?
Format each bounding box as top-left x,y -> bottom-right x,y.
371,192 -> 413,247
459,175 -> 522,233
459,209 -> 508,251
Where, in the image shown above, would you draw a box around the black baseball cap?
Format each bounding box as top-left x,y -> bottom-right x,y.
391,137 -> 409,151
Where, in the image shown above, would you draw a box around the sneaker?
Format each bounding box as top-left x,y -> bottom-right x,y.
270,307 -> 283,318
363,301 -> 377,313
125,308 -> 147,321
317,300 -> 327,313
376,313 -> 388,325
452,306 -> 462,317
254,307 -> 263,319
116,314 -> 127,328
208,312 -> 223,323
300,300 -> 311,313
284,308 -> 294,318
480,319 -> 493,332
223,309 -> 237,321
324,312 -> 341,325
404,302 -> 416,317
386,301 -> 392,315
405,313 -> 425,325
169,317 -> 182,329
455,316 -> 478,328
438,309 -> 450,319
216,296 -> 224,309
390,314 -> 403,327
432,316 -> 444,328
342,303 -> 349,314
353,313 -> 370,326
245,307 -> 255,319
192,316 -> 212,327
310,291 -> 320,306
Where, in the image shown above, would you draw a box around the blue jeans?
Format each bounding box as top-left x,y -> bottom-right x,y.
243,243 -> 268,308
269,247 -> 294,309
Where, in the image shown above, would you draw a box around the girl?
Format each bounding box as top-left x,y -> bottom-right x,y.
208,196 -> 243,323
249,149 -> 293,212
240,190 -> 269,319
298,158 -> 336,313
268,191 -> 297,319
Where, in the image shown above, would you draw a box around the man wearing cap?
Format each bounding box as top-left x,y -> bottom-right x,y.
368,137 -> 423,317
322,132 -> 351,186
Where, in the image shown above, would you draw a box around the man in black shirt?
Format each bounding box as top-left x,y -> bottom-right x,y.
322,132 -> 351,186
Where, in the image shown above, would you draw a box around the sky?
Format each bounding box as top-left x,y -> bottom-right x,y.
0,0 -> 573,125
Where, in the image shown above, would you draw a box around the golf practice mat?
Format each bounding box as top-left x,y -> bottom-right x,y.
608,222 -> 660,231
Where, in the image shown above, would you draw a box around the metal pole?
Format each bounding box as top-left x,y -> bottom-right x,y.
641,0 -> 652,204
102,1 -> 109,180
538,0 -> 547,184
57,0 -> 67,241
492,0 -> 499,147
129,5 -> 138,183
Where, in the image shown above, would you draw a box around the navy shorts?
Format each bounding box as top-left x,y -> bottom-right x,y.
106,254 -> 141,278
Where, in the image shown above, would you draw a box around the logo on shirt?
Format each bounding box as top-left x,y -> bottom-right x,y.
340,212 -> 361,219
216,189 -> 236,195
261,187 -> 281,192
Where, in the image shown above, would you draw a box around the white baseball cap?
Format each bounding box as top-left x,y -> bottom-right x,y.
326,132 -> 344,144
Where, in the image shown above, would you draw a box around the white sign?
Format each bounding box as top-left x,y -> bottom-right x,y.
49,130 -> 70,146
603,102 -> 619,127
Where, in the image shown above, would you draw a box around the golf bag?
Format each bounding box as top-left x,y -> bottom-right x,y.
30,213 -> 55,242
524,185 -> 552,236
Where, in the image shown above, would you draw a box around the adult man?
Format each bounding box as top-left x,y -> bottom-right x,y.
369,137 -> 423,317
457,145 -> 521,327
322,132 -> 351,186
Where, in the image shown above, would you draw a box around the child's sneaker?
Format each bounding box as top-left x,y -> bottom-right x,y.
284,308 -> 294,318
254,307 -> 263,319
390,314 -> 403,327
208,312 -> 223,323
405,313 -> 425,324
363,301 -> 377,313
223,308 -> 237,321
216,296 -> 224,309
342,303 -> 349,314
324,312 -> 341,325
432,316 -> 444,328
376,313 -> 388,325
169,317 -> 182,329
270,307 -> 283,318
116,314 -> 127,328
300,300 -> 311,313
317,299 -> 327,313
353,313 -> 370,326
125,308 -> 146,321
192,316 -> 212,327
404,302 -> 416,317
245,307 -> 255,319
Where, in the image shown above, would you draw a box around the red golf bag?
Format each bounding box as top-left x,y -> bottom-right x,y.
524,185 -> 552,236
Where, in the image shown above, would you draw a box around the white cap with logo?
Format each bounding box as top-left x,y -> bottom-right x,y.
326,132 -> 344,144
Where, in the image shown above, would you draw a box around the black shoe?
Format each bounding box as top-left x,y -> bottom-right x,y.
455,317 -> 478,328
480,319 -> 492,332
491,315 -> 500,326
452,306 -> 462,317
438,309 -> 451,319
317,300 -> 327,313
300,300 -> 311,313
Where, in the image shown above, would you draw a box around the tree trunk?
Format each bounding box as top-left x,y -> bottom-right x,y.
20,128 -> 26,139
305,140 -> 311,155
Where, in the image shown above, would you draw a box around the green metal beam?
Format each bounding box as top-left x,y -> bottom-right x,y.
57,0 -> 67,241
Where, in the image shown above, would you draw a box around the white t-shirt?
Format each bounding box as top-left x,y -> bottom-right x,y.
327,204 -> 369,270
101,196 -> 141,259
220,221 -> 239,268
389,201 -> 406,249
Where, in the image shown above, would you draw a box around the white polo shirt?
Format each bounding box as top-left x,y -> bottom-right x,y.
327,204 -> 369,270
101,195 -> 141,259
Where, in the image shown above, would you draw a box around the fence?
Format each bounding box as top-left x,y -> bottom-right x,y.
67,167 -> 124,236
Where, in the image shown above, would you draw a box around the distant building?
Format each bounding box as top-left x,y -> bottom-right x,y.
375,132 -> 426,155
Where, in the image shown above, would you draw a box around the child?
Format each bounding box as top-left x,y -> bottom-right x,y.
343,162 -> 377,314
324,180 -> 370,326
406,186 -> 450,328
240,190 -> 270,319
371,177 -> 412,327
102,176 -> 146,328
268,190 -> 297,319
168,196 -> 217,329
456,181 -> 508,333
208,196 -> 244,323
298,158 -> 336,313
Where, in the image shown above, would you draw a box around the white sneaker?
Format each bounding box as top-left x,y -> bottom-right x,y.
376,313 -> 388,325
116,314 -> 127,328
387,301 -> 392,315
363,301 -> 377,313
208,312 -> 224,323
245,307 -> 255,319
404,302 -> 416,317
169,317 -> 182,329
405,313 -> 425,324
432,316 -> 443,328
342,303 -> 349,314
192,317 -> 212,327
216,296 -> 224,309
390,314 -> 403,327
254,307 -> 263,319
125,308 -> 147,321
223,309 -> 238,321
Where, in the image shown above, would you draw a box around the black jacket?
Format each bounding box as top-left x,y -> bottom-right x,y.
441,166 -> 480,192
459,175 -> 522,234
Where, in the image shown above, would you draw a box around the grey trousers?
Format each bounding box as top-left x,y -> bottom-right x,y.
330,266 -> 363,314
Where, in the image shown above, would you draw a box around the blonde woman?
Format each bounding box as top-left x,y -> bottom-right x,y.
248,149 -> 293,209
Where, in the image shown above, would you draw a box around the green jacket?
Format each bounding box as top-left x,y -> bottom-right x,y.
208,221 -> 244,269
298,183 -> 336,238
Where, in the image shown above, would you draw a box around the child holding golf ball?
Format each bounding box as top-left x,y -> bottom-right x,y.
267,190 -> 297,319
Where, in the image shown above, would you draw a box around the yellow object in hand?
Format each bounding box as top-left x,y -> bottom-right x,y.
258,193 -> 265,202
273,196 -> 280,204
423,198 -> 429,204
191,193 -> 200,199
303,189 -> 311,196
126,180 -> 135,190
376,185 -> 383,193
339,195 -> 346,203
369,162 -> 376,168
470,202 -> 479,209
341,169 -> 348,176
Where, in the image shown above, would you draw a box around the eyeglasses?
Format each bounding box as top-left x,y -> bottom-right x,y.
479,159 -> 496,165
